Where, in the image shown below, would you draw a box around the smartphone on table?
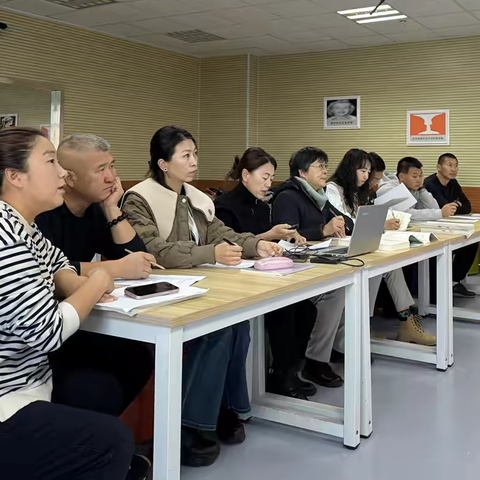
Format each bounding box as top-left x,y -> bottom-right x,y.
125,282 -> 179,300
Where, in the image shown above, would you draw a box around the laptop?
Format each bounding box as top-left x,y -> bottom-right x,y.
318,205 -> 388,258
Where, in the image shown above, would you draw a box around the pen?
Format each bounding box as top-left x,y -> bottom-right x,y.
124,249 -> 165,270
329,208 -> 351,235
222,237 -> 238,246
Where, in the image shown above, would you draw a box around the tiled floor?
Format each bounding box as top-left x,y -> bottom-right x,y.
182,277 -> 480,480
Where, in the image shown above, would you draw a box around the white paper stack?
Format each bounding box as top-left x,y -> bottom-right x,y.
96,275 -> 208,316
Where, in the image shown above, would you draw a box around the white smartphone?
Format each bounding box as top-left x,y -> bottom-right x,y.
124,282 -> 179,300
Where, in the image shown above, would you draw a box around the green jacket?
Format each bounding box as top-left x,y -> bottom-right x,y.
123,178 -> 261,269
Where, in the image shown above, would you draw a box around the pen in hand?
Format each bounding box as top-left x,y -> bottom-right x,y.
124,249 -> 165,270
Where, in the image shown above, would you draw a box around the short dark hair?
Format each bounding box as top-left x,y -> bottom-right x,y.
369,152 -> 386,172
289,147 -> 328,178
149,125 -> 197,187
226,147 -> 277,182
397,157 -> 423,175
0,127 -> 46,194
438,153 -> 457,165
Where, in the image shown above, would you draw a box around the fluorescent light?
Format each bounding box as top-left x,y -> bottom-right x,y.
347,10 -> 400,20
357,14 -> 407,23
338,5 -> 392,15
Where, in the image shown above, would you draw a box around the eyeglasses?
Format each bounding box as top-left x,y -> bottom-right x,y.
310,163 -> 328,171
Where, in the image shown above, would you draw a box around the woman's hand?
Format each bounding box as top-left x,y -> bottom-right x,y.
256,240 -> 283,258
214,242 -> 243,266
267,224 -> 297,241
323,216 -> 346,238
385,218 -> 400,230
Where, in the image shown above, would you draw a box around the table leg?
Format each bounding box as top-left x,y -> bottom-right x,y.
418,259 -> 430,317
251,315 -> 266,403
153,327 -> 184,480
436,247 -> 451,371
344,271 -> 362,448
359,269 -> 373,439
446,245 -> 454,367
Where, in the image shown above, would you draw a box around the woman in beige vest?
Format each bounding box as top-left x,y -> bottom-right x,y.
123,125 -> 281,468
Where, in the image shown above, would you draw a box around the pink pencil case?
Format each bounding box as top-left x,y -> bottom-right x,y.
254,257 -> 294,271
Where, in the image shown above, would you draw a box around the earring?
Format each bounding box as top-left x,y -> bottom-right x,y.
163,169 -> 167,172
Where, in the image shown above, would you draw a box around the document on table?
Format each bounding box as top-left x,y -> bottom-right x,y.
386,210 -> 412,231
241,263 -> 318,276
374,183 -> 416,212
114,275 -> 206,288
199,260 -> 256,269
95,285 -> 208,316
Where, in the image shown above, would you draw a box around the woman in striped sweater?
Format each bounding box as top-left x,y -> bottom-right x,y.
0,128 -> 140,480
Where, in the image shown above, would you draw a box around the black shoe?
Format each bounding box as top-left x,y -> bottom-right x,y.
302,359 -> 344,388
135,438 -> 153,464
216,407 -> 246,445
330,349 -> 345,363
181,426 -> 220,467
127,454 -> 151,480
266,369 -> 316,399
453,283 -> 476,298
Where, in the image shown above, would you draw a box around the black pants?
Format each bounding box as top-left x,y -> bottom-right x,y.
0,332 -> 153,480
50,331 -> 153,416
429,243 -> 478,302
0,401 -> 133,480
265,300 -> 317,371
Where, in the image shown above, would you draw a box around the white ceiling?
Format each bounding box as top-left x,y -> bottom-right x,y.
1,0 -> 480,57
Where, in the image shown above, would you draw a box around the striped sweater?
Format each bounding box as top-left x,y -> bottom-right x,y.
0,201 -> 79,421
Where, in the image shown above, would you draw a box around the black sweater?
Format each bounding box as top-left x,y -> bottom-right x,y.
271,178 -> 353,241
424,173 -> 471,215
36,202 -> 146,273
215,183 -> 271,235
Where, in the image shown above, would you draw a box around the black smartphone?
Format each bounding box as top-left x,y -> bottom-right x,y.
289,223 -> 299,230
125,282 -> 179,300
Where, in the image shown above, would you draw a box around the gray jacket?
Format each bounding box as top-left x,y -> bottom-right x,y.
377,173 -> 442,221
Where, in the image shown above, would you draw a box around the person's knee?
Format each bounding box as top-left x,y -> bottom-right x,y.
94,414 -> 134,466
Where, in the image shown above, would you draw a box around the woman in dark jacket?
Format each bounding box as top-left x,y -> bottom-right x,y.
271,147 -> 354,386
215,148 -> 319,398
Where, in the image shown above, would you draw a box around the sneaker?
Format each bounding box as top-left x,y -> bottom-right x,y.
453,283 -> 476,298
216,407 -> 246,445
127,454 -> 151,480
302,358 -> 343,388
397,315 -> 436,346
181,426 -> 220,467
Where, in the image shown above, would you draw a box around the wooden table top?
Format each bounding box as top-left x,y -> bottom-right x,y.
126,263 -> 356,328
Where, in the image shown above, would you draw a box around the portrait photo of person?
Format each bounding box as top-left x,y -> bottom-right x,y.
0,114 -> 18,130
324,97 -> 360,129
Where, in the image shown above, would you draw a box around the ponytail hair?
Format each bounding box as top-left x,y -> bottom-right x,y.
226,147 -> 277,183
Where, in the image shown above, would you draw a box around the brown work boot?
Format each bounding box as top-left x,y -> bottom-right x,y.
397,315 -> 436,346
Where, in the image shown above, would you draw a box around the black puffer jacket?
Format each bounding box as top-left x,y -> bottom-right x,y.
271,178 -> 354,241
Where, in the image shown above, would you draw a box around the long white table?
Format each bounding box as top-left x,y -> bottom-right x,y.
78,230 -> 478,479
82,264 -> 363,480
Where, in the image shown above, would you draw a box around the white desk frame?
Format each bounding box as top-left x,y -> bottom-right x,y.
364,243 -> 451,438
83,269 -> 363,480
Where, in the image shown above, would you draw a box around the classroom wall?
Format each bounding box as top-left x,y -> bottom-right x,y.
198,55 -> 248,180
0,9 -> 200,180
0,83 -> 51,130
257,36 -> 480,185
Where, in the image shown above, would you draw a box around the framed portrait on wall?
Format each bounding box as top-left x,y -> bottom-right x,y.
0,113 -> 18,130
40,124 -> 51,139
407,110 -> 450,146
324,96 -> 360,129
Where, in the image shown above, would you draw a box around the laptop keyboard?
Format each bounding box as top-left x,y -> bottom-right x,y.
323,247 -> 349,256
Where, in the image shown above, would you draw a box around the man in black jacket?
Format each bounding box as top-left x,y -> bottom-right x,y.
271,147 -> 354,388
424,153 -> 477,298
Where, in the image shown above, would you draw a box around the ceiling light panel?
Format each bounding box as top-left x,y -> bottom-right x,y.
338,4 -> 408,25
